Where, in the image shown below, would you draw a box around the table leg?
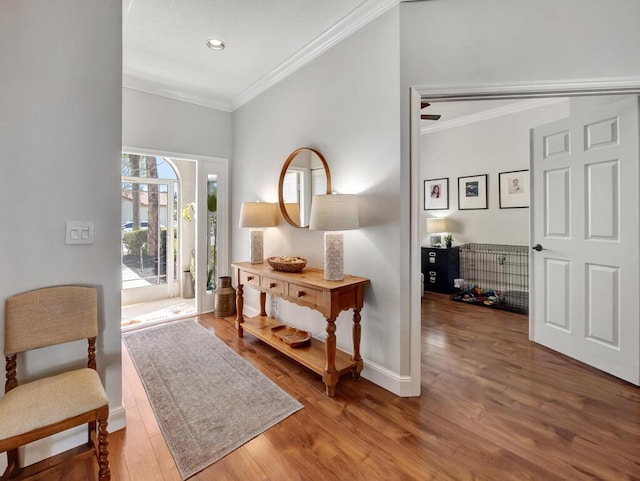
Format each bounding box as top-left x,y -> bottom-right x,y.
235,283 -> 244,337
352,307 -> 363,380
323,316 -> 339,397
259,291 -> 267,317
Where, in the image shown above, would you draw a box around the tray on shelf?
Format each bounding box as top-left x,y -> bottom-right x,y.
270,324 -> 311,347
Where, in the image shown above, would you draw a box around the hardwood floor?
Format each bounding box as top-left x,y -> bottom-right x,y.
42,292 -> 640,480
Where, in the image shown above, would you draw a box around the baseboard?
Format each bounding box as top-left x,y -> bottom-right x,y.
109,405 -> 127,432
362,360 -> 419,397
241,305 -> 419,396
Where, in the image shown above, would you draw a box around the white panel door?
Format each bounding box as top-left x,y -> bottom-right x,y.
531,95 -> 639,385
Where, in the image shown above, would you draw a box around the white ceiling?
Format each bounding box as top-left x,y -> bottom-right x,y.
420,98 -> 569,134
123,0 -> 398,111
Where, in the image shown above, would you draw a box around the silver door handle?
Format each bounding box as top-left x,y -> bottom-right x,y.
532,244 -> 544,252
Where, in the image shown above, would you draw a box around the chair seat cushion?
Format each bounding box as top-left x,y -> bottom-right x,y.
0,368 -> 108,440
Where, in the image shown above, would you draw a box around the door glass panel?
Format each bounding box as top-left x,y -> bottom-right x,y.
121,181 -> 170,288
207,174 -> 218,291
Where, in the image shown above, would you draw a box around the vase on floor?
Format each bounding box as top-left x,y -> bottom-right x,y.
214,276 -> 236,317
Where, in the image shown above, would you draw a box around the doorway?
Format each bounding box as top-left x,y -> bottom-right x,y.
413,83 -> 640,388
121,153 -> 195,329
120,149 -> 229,330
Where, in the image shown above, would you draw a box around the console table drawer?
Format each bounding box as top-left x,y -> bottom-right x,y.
262,276 -> 285,296
240,271 -> 260,288
287,282 -> 322,309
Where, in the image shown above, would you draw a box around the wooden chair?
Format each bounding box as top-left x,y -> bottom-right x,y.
0,286 -> 110,480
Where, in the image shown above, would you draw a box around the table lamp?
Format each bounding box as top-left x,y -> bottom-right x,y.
309,194 -> 359,281
426,217 -> 447,246
239,202 -> 276,263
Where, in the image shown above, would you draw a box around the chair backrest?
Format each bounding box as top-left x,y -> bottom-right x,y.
4,286 -> 98,356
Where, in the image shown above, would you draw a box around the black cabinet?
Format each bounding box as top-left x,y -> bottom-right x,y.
421,246 -> 460,293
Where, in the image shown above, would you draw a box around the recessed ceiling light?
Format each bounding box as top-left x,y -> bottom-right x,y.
206,38 -> 225,51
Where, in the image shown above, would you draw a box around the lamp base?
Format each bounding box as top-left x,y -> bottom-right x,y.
250,230 -> 264,264
323,232 -> 344,281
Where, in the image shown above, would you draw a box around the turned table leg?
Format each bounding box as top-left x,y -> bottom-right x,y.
259,291 -> 267,317
352,307 -> 363,380
235,283 -> 244,337
323,316 -> 339,397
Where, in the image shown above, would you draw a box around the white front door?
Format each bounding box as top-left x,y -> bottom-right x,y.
531,95 -> 640,385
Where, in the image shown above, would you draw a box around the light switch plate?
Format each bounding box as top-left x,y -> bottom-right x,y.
66,221 -> 94,244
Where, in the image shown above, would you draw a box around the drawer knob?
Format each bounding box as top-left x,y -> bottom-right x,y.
247,275 -> 254,281
296,290 -> 305,297
270,282 -> 277,289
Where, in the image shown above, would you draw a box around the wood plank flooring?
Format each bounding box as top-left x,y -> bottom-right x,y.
40,292 -> 640,480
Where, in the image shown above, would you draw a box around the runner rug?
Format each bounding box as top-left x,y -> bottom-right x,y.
123,319 -> 303,479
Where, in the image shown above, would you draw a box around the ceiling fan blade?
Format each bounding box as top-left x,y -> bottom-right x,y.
421,114 -> 441,121
421,101 -> 431,110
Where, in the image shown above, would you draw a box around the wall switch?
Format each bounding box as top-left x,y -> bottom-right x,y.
66,221 -> 94,244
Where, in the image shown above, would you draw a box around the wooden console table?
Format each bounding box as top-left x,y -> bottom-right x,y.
232,261 -> 370,397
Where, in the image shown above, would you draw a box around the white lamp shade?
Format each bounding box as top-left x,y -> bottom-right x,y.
239,202 -> 276,228
426,217 -> 447,233
309,194 -> 359,231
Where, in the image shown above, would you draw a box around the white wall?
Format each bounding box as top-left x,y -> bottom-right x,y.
420,101 -> 570,246
0,0 -> 123,466
123,88 -> 232,159
232,9 -> 406,391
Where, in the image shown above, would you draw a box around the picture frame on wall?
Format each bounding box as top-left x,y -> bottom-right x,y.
499,169 -> 530,208
423,178 -> 449,210
458,174 -> 488,210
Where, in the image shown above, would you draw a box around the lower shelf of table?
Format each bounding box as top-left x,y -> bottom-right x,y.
239,315 -> 357,377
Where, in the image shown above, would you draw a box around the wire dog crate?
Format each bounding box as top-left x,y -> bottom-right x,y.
451,243 -> 529,314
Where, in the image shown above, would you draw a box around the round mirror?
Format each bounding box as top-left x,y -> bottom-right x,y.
278,148 -> 331,228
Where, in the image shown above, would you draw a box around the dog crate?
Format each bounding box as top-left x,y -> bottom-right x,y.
451,243 -> 529,314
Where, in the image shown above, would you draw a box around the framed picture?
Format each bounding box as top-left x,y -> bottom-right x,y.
499,169 -> 529,208
423,178 -> 449,210
458,174 -> 488,210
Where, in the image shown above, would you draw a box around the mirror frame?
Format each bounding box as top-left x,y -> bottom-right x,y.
278,147 -> 332,228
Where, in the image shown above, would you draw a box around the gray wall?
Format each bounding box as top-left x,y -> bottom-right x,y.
232,9 -> 405,391
123,88 -> 232,159
0,0 -> 123,466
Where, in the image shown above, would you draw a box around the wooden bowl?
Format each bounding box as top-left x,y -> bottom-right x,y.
267,256 -> 307,273
271,325 -> 311,347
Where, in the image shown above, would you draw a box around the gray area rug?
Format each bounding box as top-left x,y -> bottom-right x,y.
123,319 -> 303,479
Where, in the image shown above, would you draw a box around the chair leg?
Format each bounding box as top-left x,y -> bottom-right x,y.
97,411 -> 110,481
2,448 -> 21,478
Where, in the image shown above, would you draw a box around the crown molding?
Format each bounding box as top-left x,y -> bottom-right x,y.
421,98 -> 570,135
416,78 -> 640,101
230,0 -> 400,110
123,0 -> 398,112
123,75 -> 232,112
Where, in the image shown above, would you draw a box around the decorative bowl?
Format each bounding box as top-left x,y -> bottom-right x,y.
271,325 -> 311,347
267,256 -> 307,273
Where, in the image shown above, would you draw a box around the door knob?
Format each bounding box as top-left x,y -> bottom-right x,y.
532,244 -> 544,252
